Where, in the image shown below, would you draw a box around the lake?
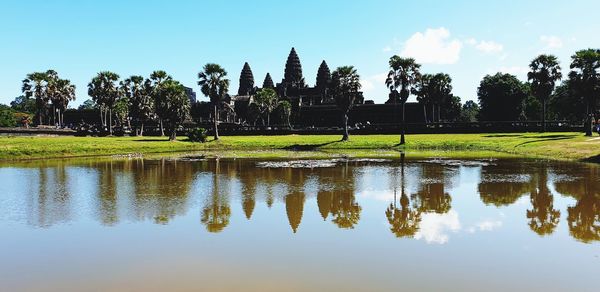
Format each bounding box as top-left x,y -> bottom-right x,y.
0,156 -> 598,291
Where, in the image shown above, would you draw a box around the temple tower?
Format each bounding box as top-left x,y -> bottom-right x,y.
262,73 -> 274,89
238,62 -> 255,96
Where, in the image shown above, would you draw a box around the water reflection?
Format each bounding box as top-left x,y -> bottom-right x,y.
1,157 -> 599,243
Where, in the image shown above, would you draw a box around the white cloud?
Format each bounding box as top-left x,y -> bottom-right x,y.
540,35 -> 563,50
360,72 -> 388,96
382,46 -> 392,53
414,210 -> 461,244
475,41 -> 504,54
467,219 -> 503,233
400,27 -> 462,64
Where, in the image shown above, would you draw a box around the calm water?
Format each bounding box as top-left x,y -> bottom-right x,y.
0,157 -> 598,292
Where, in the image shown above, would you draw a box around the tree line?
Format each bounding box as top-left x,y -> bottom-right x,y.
3,48 -> 599,140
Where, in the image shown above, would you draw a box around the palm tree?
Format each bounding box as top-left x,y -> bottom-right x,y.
122,75 -> 153,136
149,70 -> 172,136
88,71 -> 121,135
55,78 -> 76,127
528,54 -> 562,132
569,49 -> 600,136
386,56 -> 421,144
430,73 -> 452,122
198,63 -> 230,140
331,66 -> 361,141
413,73 -> 433,123
21,72 -> 50,125
253,88 -> 279,126
154,80 -> 190,141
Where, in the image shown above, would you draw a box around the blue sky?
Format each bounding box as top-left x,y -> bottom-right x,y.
1,0 -> 599,106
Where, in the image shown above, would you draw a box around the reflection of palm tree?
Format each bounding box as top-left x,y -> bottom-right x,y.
317,190 -> 333,220
567,195 -> 600,243
330,189 -> 361,229
413,163 -> 452,214
386,155 -> 421,238
201,160 -> 231,233
526,168 -> 560,236
554,165 -> 600,243
386,193 -> 421,238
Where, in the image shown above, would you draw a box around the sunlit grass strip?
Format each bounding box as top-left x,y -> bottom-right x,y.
0,132 -> 597,162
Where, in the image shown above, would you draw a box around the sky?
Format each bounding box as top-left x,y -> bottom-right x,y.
1,0 -> 599,107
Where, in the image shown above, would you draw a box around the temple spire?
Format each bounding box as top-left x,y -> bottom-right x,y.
262,73 -> 274,89
283,47 -> 305,87
316,60 -> 331,90
238,62 -> 255,95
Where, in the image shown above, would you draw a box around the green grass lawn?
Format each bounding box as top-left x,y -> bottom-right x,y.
1,132 -> 599,161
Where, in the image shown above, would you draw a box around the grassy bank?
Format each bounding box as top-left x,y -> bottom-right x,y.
0,132 -> 599,161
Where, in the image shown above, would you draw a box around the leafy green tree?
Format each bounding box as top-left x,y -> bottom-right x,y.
122,75 -> 153,136
21,72 -> 50,125
459,100 -> 480,122
441,94 -> 462,122
331,66 -> 361,141
277,100 -> 292,128
88,71 -> 121,135
78,99 -> 97,110
48,75 -> 76,127
528,54 -> 562,132
0,104 -> 16,127
386,56 -> 421,144
477,73 -> 529,121
148,70 -> 172,136
569,49 -> 600,136
198,63 -> 230,140
113,97 -> 130,128
548,81 -> 585,121
10,95 -> 36,113
154,80 -> 191,141
253,88 -> 279,126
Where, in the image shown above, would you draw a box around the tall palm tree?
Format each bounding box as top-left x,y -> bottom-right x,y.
55,78 -> 76,127
413,73 -> 433,123
122,75 -> 153,136
386,56 -> 421,144
198,63 -> 230,140
331,66 -> 361,141
21,72 -> 49,125
528,54 -> 562,132
569,49 -> 600,136
88,71 -> 121,135
253,88 -> 279,126
430,73 -> 452,123
148,70 -> 173,136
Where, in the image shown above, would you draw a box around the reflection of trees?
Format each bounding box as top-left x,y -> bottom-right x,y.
526,167 -> 560,236
284,168 -> 306,233
97,161 -> 118,225
386,155 -> 421,238
478,162 -> 532,206
201,160 -> 231,233
27,164 -> 72,228
412,162 -> 453,214
315,162 -> 361,229
554,166 -> 600,243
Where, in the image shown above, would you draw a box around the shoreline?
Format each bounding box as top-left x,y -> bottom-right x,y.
0,133 -> 599,163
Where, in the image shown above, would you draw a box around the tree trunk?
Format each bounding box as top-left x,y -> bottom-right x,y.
432,104 -> 436,123
109,108 -> 113,135
140,123 -> 144,136
159,119 -> 165,136
213,105 -> 220,140
267,112 -> 270,126
423,105 -> 428,124
169,127 -> 177,141
342,113 -> 349,141
400,103 -> 406,145
542,99 -> 547,132
99,108 -> 104,127
585,102 -> 593,136
38,109 -> 43,126
438,104 -> 441,122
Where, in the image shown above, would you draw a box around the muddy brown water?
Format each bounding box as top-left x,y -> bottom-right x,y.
0,157 -> 598,291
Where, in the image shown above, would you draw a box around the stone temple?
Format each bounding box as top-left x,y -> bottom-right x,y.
196,47 -> 426,127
